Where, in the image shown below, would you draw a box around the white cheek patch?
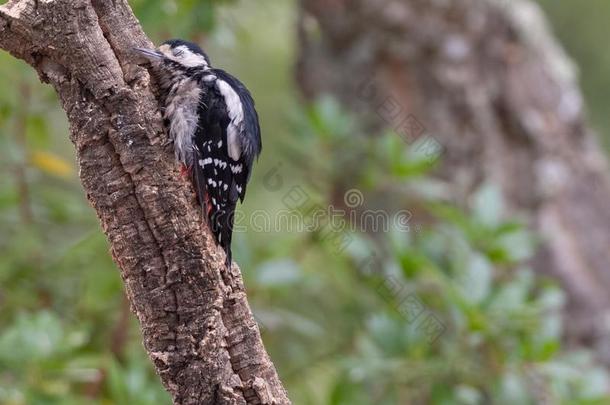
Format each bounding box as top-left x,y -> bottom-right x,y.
180,49 -> 208,68
216,79 -> 244,161
161,45 -> 208,68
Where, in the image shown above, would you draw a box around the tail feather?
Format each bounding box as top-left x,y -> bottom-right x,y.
212,202 -> 236,267
191,162 -> 235,267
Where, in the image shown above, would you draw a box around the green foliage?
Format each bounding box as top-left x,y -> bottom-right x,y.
131,0 -> 236,40
1,0 -> 609,404
251,97 -> 610,404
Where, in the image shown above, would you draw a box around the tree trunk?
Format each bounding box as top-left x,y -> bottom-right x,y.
0,1 -> 290,404
297,0 -> 610,361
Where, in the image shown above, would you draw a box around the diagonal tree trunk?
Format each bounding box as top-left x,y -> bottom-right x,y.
0,1 -> 290,404
297,0 -> 610,362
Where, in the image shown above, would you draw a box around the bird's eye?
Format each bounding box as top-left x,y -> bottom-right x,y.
173,49 -> 184,57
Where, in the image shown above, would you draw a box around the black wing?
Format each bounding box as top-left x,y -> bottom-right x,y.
212,69 -> 262,202
190,70 -> 261,265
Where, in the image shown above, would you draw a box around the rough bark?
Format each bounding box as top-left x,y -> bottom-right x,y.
297,0 -> 610,361
0,1 -> 290,404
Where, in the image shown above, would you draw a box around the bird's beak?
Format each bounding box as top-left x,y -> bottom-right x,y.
134,47 -> 163,59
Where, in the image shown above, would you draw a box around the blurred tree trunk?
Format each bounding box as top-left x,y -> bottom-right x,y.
297,0 -> 610,361
0,1 -> 290,404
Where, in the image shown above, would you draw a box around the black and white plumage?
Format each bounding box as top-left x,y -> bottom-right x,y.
135,39 -> 262,266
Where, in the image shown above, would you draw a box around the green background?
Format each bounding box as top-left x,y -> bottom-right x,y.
0,1 -> 609,403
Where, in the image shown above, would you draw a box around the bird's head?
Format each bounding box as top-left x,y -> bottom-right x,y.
135,39 -> 211,70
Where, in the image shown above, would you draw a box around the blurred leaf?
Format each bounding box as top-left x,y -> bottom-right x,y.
460,253 -> 493,304
0,311 -> 64,365
454,385 -> 482,405
30,150 -> 73,178
472,183 -> 504,227
255,259 -> 303,287
499,371 -> 530,404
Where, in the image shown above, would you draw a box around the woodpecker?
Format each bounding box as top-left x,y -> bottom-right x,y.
135,39 -> 262,266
